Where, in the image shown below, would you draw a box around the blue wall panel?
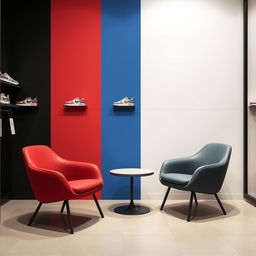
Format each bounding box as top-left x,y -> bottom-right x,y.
102,0 -> 141,199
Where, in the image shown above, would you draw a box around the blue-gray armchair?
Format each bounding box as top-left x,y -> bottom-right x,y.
159,143 -> 232,221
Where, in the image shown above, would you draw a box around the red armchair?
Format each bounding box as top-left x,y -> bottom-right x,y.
22,145 -> 104,234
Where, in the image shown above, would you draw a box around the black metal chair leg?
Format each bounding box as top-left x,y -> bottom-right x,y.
187,192 -> 194,222
193,192 -> 198,205
93,194 -> 104,218
60,201 -> 66,213
28,202 -> 42,226
214,193 -> 226,215
65,201 -> 74,234
160,187 -> 171,210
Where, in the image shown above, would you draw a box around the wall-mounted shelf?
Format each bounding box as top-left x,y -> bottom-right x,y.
0,103 -> 19,109
0,103 -> 19,114
0,104 -> 38,111
0,80 -> 21,89
17,105 -> 38,108
113,105 -> 135,111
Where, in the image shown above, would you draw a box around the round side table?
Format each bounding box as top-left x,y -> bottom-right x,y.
110,168 -> 154,215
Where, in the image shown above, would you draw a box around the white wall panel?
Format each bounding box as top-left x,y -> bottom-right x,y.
141,0 -> 243,199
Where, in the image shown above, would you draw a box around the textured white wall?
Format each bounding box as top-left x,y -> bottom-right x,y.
141,0 -> 243,199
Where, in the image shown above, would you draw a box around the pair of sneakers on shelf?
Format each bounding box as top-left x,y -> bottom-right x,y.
16,97 -> 38,106
64,97 -> 134,107
0,72 -> 19,85
0,94 -> 37,106
64,97 -> 86,106
113,97 -> 134,106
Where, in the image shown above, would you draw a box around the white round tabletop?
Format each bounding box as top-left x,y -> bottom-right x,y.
110,168 -> 154,177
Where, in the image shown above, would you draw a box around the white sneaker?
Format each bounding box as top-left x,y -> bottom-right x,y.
0,93 -> 10,104
113,97 -> 134,106
0,72 -> 19,85
250,101 -> 256,106
64,97 -> 86,106
16,97 -> 38,106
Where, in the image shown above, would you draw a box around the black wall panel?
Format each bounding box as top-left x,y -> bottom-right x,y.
1,0 -> 50,199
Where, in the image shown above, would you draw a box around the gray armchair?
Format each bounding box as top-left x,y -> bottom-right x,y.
159,143 -> 232,221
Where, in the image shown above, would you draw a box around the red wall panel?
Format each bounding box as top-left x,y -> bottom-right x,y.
51,0 -> 101,197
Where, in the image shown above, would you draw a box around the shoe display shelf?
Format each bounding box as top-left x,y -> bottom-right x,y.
0,81 -> 38,111
17,105 -> 38,108
0,103 -> 19,109
0,79 -> 21,89
113,105 -> 135,111
0,104 -> 39,110
0,102 -> 20,113
1,78 -> 20,112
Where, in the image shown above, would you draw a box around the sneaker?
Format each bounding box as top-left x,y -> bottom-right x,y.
16,97 -> 38,106
0,93 -> 10,104
113,97 -> 134,106
0,72 -> 19,85
64,97 -> 86,106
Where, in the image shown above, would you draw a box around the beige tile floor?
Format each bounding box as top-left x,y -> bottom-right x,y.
0,199 -> 256,256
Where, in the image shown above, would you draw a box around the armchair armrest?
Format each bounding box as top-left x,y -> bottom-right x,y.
59,160 -> 103,182
27,167 -> 75,203
186,162 -> 228,194
160,156 -> 198,176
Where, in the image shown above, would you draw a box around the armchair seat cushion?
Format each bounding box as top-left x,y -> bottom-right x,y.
161,173 -> 192,186
68,179 -> 102,194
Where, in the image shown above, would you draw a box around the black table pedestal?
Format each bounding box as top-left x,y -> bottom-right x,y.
114,177 -> 150,215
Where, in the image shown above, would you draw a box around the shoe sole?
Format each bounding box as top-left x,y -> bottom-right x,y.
0,77 -> 19,85
64,103 -> 86,106
113,103 -> 134,106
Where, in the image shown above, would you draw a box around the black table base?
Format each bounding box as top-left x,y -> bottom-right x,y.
113,176 -> 151,215
114,204 -> 150,215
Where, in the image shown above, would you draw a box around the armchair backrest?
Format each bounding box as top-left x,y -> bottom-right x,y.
22,145 -> 73,202
22,145 -> 64,171
187,143 -> 232,194
195,143 -> 232,167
